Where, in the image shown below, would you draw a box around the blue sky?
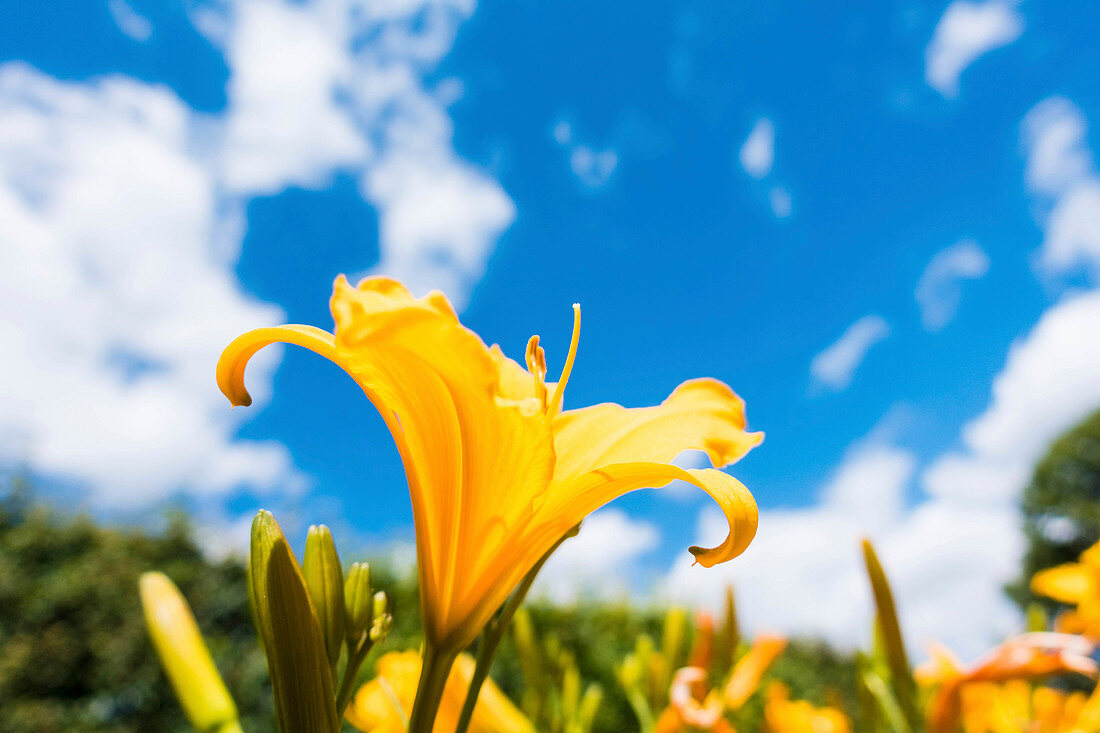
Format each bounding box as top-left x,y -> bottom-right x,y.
2,0 -> 1099,656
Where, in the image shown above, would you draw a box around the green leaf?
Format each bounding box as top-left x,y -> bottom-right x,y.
861,538 -> 920,732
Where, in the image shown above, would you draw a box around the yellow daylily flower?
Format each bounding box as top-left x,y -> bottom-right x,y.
1033,540 -> 1100,640
763,683 -> 851,733
218,276 -> 761,651
345,651 -> 533,733
956,679 -> 1100,733
918,633 -> 1098,733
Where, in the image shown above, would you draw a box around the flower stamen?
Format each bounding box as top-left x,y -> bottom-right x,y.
525,335 -> 548,408
547,304 -> 581,415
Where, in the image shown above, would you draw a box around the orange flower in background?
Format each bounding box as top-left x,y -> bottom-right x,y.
345,651 -> 532,733
1032,539 -> 1100,640
657,667 -> 728,733
918,633 -> 1098,733
218,276 -> 761,652
763,683 -> 851,733
955,680 -> 1100,733
655,635 -> 787,733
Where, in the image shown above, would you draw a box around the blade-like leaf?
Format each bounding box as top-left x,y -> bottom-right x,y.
861,538 -> 920,731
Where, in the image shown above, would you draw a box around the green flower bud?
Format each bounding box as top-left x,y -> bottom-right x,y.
344,562 -> 373,648
369,590 -> 393,642
303,524 -> 345,672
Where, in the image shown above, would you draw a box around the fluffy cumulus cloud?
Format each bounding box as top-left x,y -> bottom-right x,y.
925,0 -> 1024,98
0,0 -> 512,507
1022,98 -> 1100,280
916,240 -> 990,330
534,509 -> 660,603
0,65 -> 295,506
809,315 -> 890,393
205,0 -> 515,305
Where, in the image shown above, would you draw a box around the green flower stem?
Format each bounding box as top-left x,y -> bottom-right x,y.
454,529 -> 575,733
334,639 -> 374,719
407,641 -> 459,733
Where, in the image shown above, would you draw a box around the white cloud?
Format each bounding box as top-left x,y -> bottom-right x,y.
809,315 -> 890,392
916,240 -> 990,331
1022,98 -> 1100,281
1022,97 -> 1093,199
569,146 -> 618,189
739,118 -> 774,180
925,0 -> 1024,98
535,509 -> 659,603
0,0 -> 512,506
216,0 -> 368,195
664,429 -> 1021,658
551,116 -> 619,190
0,65 -> 297,507
108,0 -> 154,42
768,185 -> 792,219
928,289 -> 1100,499
203,0 -> 514,308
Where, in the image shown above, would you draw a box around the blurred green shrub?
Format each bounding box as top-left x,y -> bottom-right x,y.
0,482 -> 270,732
0,480 -> 860,731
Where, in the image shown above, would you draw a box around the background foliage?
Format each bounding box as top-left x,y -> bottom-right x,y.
1009,408 -> 1100,609
0,480 -> 858,732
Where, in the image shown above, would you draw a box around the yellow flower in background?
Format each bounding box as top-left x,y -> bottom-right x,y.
345,651 -> 532,733
956,680 -> 1100,733
139,572 -> 243,733
763,683 -> 851,733
218,276 -> 761,651
723,634 -> 787,709
918,633 -> 1098,733
1033,540 -> 1100,640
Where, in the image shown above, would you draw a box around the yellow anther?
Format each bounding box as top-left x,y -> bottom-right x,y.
525,335 -> 548,406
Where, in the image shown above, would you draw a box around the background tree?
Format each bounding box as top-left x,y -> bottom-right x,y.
1008,408 -> 1100,609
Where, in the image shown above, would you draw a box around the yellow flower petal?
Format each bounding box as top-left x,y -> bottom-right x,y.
552,379 -> 763,481
536,464 -> 758,569
345,651 -> 532,733
1032,564 -> 1092,605
724,634 -> 787,710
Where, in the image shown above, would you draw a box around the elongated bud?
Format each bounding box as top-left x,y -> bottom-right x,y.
344,562 -> 373,648
250,510 -> 339,733
369,590 -> 393,642
722,585 -> 740,670
140,572 -> 241,733
661,607 -> 688,671
861,538 -> 919,732
303,524 -> 346,671
578,683 -> 602,732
